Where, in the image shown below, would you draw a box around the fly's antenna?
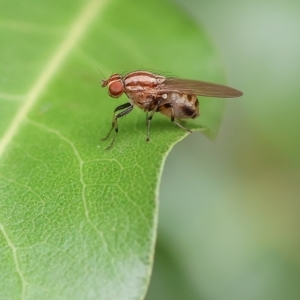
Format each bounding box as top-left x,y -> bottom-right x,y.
98,68 -> 106,80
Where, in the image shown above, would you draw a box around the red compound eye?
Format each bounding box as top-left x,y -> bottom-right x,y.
109,81 -> 124,97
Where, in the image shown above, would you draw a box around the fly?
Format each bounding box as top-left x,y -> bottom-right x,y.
101,70 -> 243,149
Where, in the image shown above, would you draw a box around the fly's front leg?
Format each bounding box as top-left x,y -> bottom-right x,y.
162,103 -> 192,133
101,102 -> 131,140
102,102 -> 133,149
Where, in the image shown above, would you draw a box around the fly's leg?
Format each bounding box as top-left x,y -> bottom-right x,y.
145,111 -> 149,125
101,102 -> 133,150
101,102 -> 132,140
162,103 -> 192,133
146,100 -> 161,142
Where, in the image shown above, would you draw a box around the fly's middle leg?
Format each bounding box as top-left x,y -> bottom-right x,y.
146,99 -> 161,142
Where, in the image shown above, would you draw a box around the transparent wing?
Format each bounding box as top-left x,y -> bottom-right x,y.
161,78 -> 243,98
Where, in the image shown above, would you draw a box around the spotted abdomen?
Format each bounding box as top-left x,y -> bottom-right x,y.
158,93 -> 200,120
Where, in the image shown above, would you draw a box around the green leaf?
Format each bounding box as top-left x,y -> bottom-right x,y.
0,0 -> 227,299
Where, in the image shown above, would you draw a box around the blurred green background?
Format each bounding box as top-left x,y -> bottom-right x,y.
146,0 -> 300,299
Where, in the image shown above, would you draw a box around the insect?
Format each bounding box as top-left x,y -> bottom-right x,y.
101,70 -> 243,149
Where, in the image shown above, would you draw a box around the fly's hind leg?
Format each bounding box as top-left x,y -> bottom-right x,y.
161,103 -> 192,133
101,102 -> 133,150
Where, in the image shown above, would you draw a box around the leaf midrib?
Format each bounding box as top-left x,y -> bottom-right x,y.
0,0 -> 108,158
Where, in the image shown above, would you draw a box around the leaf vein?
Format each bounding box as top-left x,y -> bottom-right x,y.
0,223 -> 28,299
0,0 -> 109,158
26,119 -> 110,253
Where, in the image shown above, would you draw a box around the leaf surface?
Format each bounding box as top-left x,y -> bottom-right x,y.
0,0 -> 226,299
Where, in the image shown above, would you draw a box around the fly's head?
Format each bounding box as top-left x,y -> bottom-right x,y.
102,74 -> 124,98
